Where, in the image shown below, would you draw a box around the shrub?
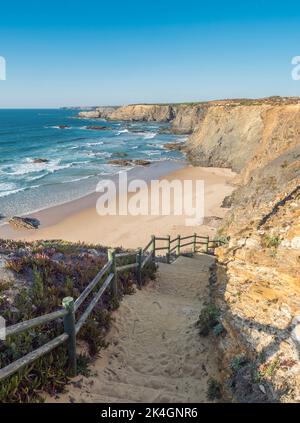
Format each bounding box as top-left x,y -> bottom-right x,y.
207,378 -> 222,400
262,234 -> 280,250
196,304 -> 220,336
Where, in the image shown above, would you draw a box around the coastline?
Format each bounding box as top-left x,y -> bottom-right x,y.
0,161 -> 236,248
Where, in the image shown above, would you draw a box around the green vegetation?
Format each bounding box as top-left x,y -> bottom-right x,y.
262,233 -> 281,250
207,377 -> 222,400
196,303 -> 220,336
231,355 -> 247,373
258,356 -> 281,379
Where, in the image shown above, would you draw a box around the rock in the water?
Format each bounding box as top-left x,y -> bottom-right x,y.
133,160 -> 151,166
163,142 -> 187,152
86,126 -> 108,131
108,159 -> 150,167
9,216 -> 40,230
33,158 -> 49,163
58,125 -> 70,129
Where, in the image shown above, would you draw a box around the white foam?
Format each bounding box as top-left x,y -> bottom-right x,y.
86,141 -> 104,146
143,132 -> 157,139
116,129 -> 129,135
0,183 -> 27,198
3,158 -> 71,176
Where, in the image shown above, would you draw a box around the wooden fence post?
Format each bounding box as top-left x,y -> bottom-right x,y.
176,234 -> 181,256
62,296 -> 77,377
108,249 -> 118,298
166,235 -> 171,263
136,248 -> 142,287
205,236 -> 209,253
193,233 -> 197,253
151,235 -> 156,262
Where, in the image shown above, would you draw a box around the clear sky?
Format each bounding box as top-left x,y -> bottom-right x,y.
0,0 -> 300,107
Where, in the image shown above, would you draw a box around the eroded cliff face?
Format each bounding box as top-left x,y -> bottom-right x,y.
185,100 -> 300,402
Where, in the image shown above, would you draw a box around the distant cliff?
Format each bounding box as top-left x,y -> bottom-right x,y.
78,103 -> 208,134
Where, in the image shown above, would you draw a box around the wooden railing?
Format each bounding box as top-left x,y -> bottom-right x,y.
0,234 -> 225,382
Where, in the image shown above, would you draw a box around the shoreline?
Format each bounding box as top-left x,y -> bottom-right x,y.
0,160 -> 186,232
0,162 -> 236,248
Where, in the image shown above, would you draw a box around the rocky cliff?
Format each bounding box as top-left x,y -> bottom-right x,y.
78,103 -> 207,133
185,99 -> 300,402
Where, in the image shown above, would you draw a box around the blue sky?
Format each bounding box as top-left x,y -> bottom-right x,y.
0,0 -> 300,107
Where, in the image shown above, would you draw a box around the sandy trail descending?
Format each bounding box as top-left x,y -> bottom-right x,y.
49,254 -> 220,403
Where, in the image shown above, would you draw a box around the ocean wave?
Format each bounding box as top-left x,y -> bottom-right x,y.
2,158 -> 72,176
86,141 -> 104,146
0,183 -> 27,198
146,143 -> 163,149
116,129 -> 129,135
143,132 -> 157,139
145,150 -> 161,156
46,125 -> 72,130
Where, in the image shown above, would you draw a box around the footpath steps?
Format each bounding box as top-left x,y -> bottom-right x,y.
49,254 -> 219,403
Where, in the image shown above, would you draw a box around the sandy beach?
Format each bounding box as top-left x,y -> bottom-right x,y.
0,164 -> 236,248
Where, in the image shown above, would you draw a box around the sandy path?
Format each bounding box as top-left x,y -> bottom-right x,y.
49,254 -> 219,403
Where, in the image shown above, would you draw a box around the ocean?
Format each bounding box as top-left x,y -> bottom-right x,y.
0,109 -> 185,218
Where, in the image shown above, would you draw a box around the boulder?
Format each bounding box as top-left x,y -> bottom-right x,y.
108,159 -> 151,167
33,158 -> 49,163
86,126 -> 108,131
9,216 -> 40,230
163,142 -> 187,152
133,160 -> 151,166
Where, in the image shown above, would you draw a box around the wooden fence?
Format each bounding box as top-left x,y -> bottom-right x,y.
0,234 -> 225,382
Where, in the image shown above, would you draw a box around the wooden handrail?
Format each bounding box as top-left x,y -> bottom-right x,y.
75,273 -> 114,334
6,309 -> 67,337
0,232 -> 225,383
74,260 -> 112,311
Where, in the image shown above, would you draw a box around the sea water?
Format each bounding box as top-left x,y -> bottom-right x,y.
0,109 -> 185,217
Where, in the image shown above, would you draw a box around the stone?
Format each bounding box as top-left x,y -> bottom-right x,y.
291,237 -> 300,250
86,126 -> 108,131
163,142 -> 186,152
108,159 -> 150,167
32,158 -> 49,163
9,216 -> 40,230
245,238 -> 260,249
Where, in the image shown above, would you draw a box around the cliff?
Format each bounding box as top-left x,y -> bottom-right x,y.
185,100 -> 300,402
